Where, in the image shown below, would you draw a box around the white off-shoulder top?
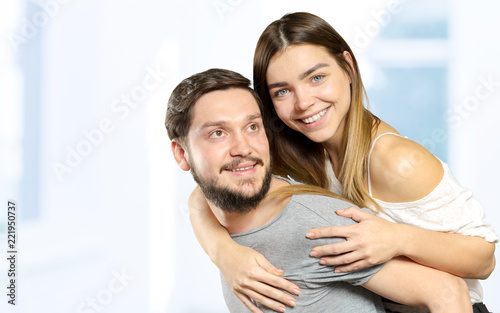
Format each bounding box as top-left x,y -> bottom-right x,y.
325,132 -> 498,304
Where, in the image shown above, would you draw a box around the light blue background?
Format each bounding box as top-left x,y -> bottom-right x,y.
0,0 -> 498,312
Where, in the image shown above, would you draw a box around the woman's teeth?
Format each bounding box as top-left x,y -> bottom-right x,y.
302,108 -> 327,124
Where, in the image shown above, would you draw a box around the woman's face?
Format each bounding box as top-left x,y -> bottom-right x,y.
266,44 -> 352,145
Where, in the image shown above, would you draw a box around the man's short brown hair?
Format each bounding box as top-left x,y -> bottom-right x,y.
165,68 -> 265,141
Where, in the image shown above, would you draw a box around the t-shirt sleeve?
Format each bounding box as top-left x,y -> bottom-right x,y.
301,262 -> 385,288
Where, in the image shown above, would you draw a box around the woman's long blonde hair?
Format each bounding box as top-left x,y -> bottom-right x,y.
254,12 -> 381,212
267,184 -> 351,204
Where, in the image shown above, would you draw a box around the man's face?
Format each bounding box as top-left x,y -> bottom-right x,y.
183,88 -> 272,213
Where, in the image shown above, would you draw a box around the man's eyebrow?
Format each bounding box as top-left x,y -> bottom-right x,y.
247,113 -> 262,121
200,121 -> 228,129
267,63 -> 330,90
199,114 -> 262,129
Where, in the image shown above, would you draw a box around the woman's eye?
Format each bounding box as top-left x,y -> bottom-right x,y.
276,89 -> 289,97
312,75 -> 324,83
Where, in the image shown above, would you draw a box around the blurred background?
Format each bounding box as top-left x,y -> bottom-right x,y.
0,0 -> 498,312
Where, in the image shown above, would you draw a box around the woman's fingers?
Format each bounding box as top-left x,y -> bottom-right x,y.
234,292 -> 264,313
307,207 -> 400,273
255,256 -> 300,295
255,253 -> 285,276
247,284 -> 296,312
223,248 -> 299,311
306,207 -> 372,239
306,223 -> 359,239
260,272 -> 300,296
234,280 -> 296,313
332,259 -> 379,273
310,240 -> 356,258
335,206 -> 373,222
306,225 -> 348,239
242,269 -> 299,307
318,250 -> 377,269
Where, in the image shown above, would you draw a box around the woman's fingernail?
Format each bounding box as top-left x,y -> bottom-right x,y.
293,288 -> 300,295
278,305 -> 286,312
306,232 -> 315,238
320,259 -> 326,265
336,209 -> 345,214
288,299 -> 296,307
310,250 -> 318,257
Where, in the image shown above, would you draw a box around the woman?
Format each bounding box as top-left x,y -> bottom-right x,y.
189,12 -> 497,313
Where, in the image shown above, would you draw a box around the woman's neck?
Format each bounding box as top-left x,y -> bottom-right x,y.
321,133 -> 343,178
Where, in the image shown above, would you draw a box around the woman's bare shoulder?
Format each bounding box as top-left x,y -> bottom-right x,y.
369,123 -> 444,203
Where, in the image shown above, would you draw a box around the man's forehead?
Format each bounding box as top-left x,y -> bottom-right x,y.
191,88 -> 261,128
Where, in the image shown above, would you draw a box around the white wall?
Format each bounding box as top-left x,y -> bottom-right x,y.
0,1 -> 497,312
449,0 -> 500,310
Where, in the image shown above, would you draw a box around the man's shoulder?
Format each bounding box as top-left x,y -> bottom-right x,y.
272,174 -> 296,185
287,193 -> 360,226
272,175 -> 359,215
291,192 -> 353,210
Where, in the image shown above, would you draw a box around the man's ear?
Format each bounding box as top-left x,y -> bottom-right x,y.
171,140 -> 191,171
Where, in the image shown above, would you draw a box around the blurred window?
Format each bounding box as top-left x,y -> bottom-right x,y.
0,0 -> 41,222
365,0 -> 449,160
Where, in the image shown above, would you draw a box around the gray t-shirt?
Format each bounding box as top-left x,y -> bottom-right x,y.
221,181 -> 385,312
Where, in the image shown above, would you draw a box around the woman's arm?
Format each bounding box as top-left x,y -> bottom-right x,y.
362,256 -> 472,313
307,135 -> 496,278
397,220 -> 496,279
308,208 -> 495,278
188,186 -> 300,312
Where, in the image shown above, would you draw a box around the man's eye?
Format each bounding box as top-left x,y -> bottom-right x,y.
248,124 -> 258,131
210,130 -> 224,138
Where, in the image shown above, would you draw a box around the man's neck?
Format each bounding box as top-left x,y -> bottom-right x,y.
208,177 -> 290,234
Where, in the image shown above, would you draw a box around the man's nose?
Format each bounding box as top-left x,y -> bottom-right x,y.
229,132 -> 252,157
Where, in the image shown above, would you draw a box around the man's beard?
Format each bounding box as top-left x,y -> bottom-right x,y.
190,157 -> 273,213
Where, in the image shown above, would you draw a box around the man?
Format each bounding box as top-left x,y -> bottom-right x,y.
165,68 -> 471,313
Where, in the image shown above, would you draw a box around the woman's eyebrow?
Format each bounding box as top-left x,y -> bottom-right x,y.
267,81 -> 287,90
298,63 -> 329,80
267,63 -> 330,90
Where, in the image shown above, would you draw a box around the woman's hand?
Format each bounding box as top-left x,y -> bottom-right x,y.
217,242 -> 300,313
306,207 -> 402,272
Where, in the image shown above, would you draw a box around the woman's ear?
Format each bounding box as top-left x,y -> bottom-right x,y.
343,51 -> 354,67
342,51 -> 355,83
171,140 -> 191,171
